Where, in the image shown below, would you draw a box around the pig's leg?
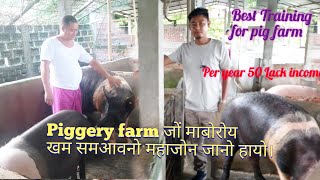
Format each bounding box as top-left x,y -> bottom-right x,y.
109,133 -> 116,143
71,170 -> 77,179
108,119 -> 132,143
79,158 -> 86,179
124,117 -> 132,143
248,155 -> 265,180
220,138 -> 239,180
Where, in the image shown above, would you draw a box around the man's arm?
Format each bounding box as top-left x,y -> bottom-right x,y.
40,60 -> 53,105
89,59 -> 121,87
221,77 -> 228,102
164,55 -> 175,66
219,42 -> 231,104
218,75 -> 228,112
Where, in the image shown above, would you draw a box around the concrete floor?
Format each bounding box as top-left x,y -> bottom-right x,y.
85,145 -> 154,179
181,169 -> 280,180
0,95 -> 317,180
85,150 -> 280,180
180,153 -> 279,180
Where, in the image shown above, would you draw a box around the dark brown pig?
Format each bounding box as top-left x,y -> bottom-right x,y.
220,92 -> 320,180
80,68 -> 135,129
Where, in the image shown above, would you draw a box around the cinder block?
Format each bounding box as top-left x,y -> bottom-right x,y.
34,25 -> 43,32
4,26 -> 16,33
11,33 -> 22,41
0,59 -> 4,66
8,57 -> 21,65
81,31 -> 88,36
40,32 -> 48,39
0,43 -> 6,51
6,42 -> 16,49
35,40 -> 43,47
31,48 -> 40,56
1,51 -> 12,58
44,25 -> 52,31
13,49 -> 23,57
0,33 -> 10,41
49,31 -> 58,37
30,33 -> 38,41
77,37 -> 84,42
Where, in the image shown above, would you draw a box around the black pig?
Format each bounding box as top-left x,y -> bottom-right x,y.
0,110 -> 91,179
81,68 -> 135,128
220,92 -> 320,180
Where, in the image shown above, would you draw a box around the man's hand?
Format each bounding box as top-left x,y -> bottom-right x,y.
218,100 -> 226,112
108,76 -> 122,88
44,90 -> 53,106
89,59 -> 122,88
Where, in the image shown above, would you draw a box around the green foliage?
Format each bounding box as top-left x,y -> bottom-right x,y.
208,18 -> 225,40
245,0 -> 257,9
164,79 -> 179,88
164,13 -> 187,25
34,0 -> 59,24
114,14 -> 128,26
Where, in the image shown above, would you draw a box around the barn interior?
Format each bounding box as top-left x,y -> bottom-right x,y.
0,0 -> 319,179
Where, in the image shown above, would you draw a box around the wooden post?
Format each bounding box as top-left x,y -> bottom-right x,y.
132,0 -> 138,55
107,0 -> 112,61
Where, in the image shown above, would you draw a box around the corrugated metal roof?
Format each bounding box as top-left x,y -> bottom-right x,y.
1,0 -> 319,25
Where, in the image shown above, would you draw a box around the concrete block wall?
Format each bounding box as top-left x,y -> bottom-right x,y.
0,24 -> 188,84
0,24 -> 94,83
77,24 -> 94,49
0,64 -> 28,84
0,25 -> 25,67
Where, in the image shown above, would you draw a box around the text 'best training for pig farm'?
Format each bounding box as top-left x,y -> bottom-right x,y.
228,9 -> 312,40
46,122 -> 273,159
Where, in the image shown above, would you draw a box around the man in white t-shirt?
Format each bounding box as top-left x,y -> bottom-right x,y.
164,8 -> 231,180
40,15 -> 121,114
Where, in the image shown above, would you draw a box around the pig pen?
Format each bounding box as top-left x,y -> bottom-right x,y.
0,57 -> 318,179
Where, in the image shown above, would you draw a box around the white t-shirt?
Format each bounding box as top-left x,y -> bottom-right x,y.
169,39 -> 230,112
40,36 -> 93,90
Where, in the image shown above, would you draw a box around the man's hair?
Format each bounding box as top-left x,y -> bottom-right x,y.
61,15 -> 78,26
188,8 -> 209,21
